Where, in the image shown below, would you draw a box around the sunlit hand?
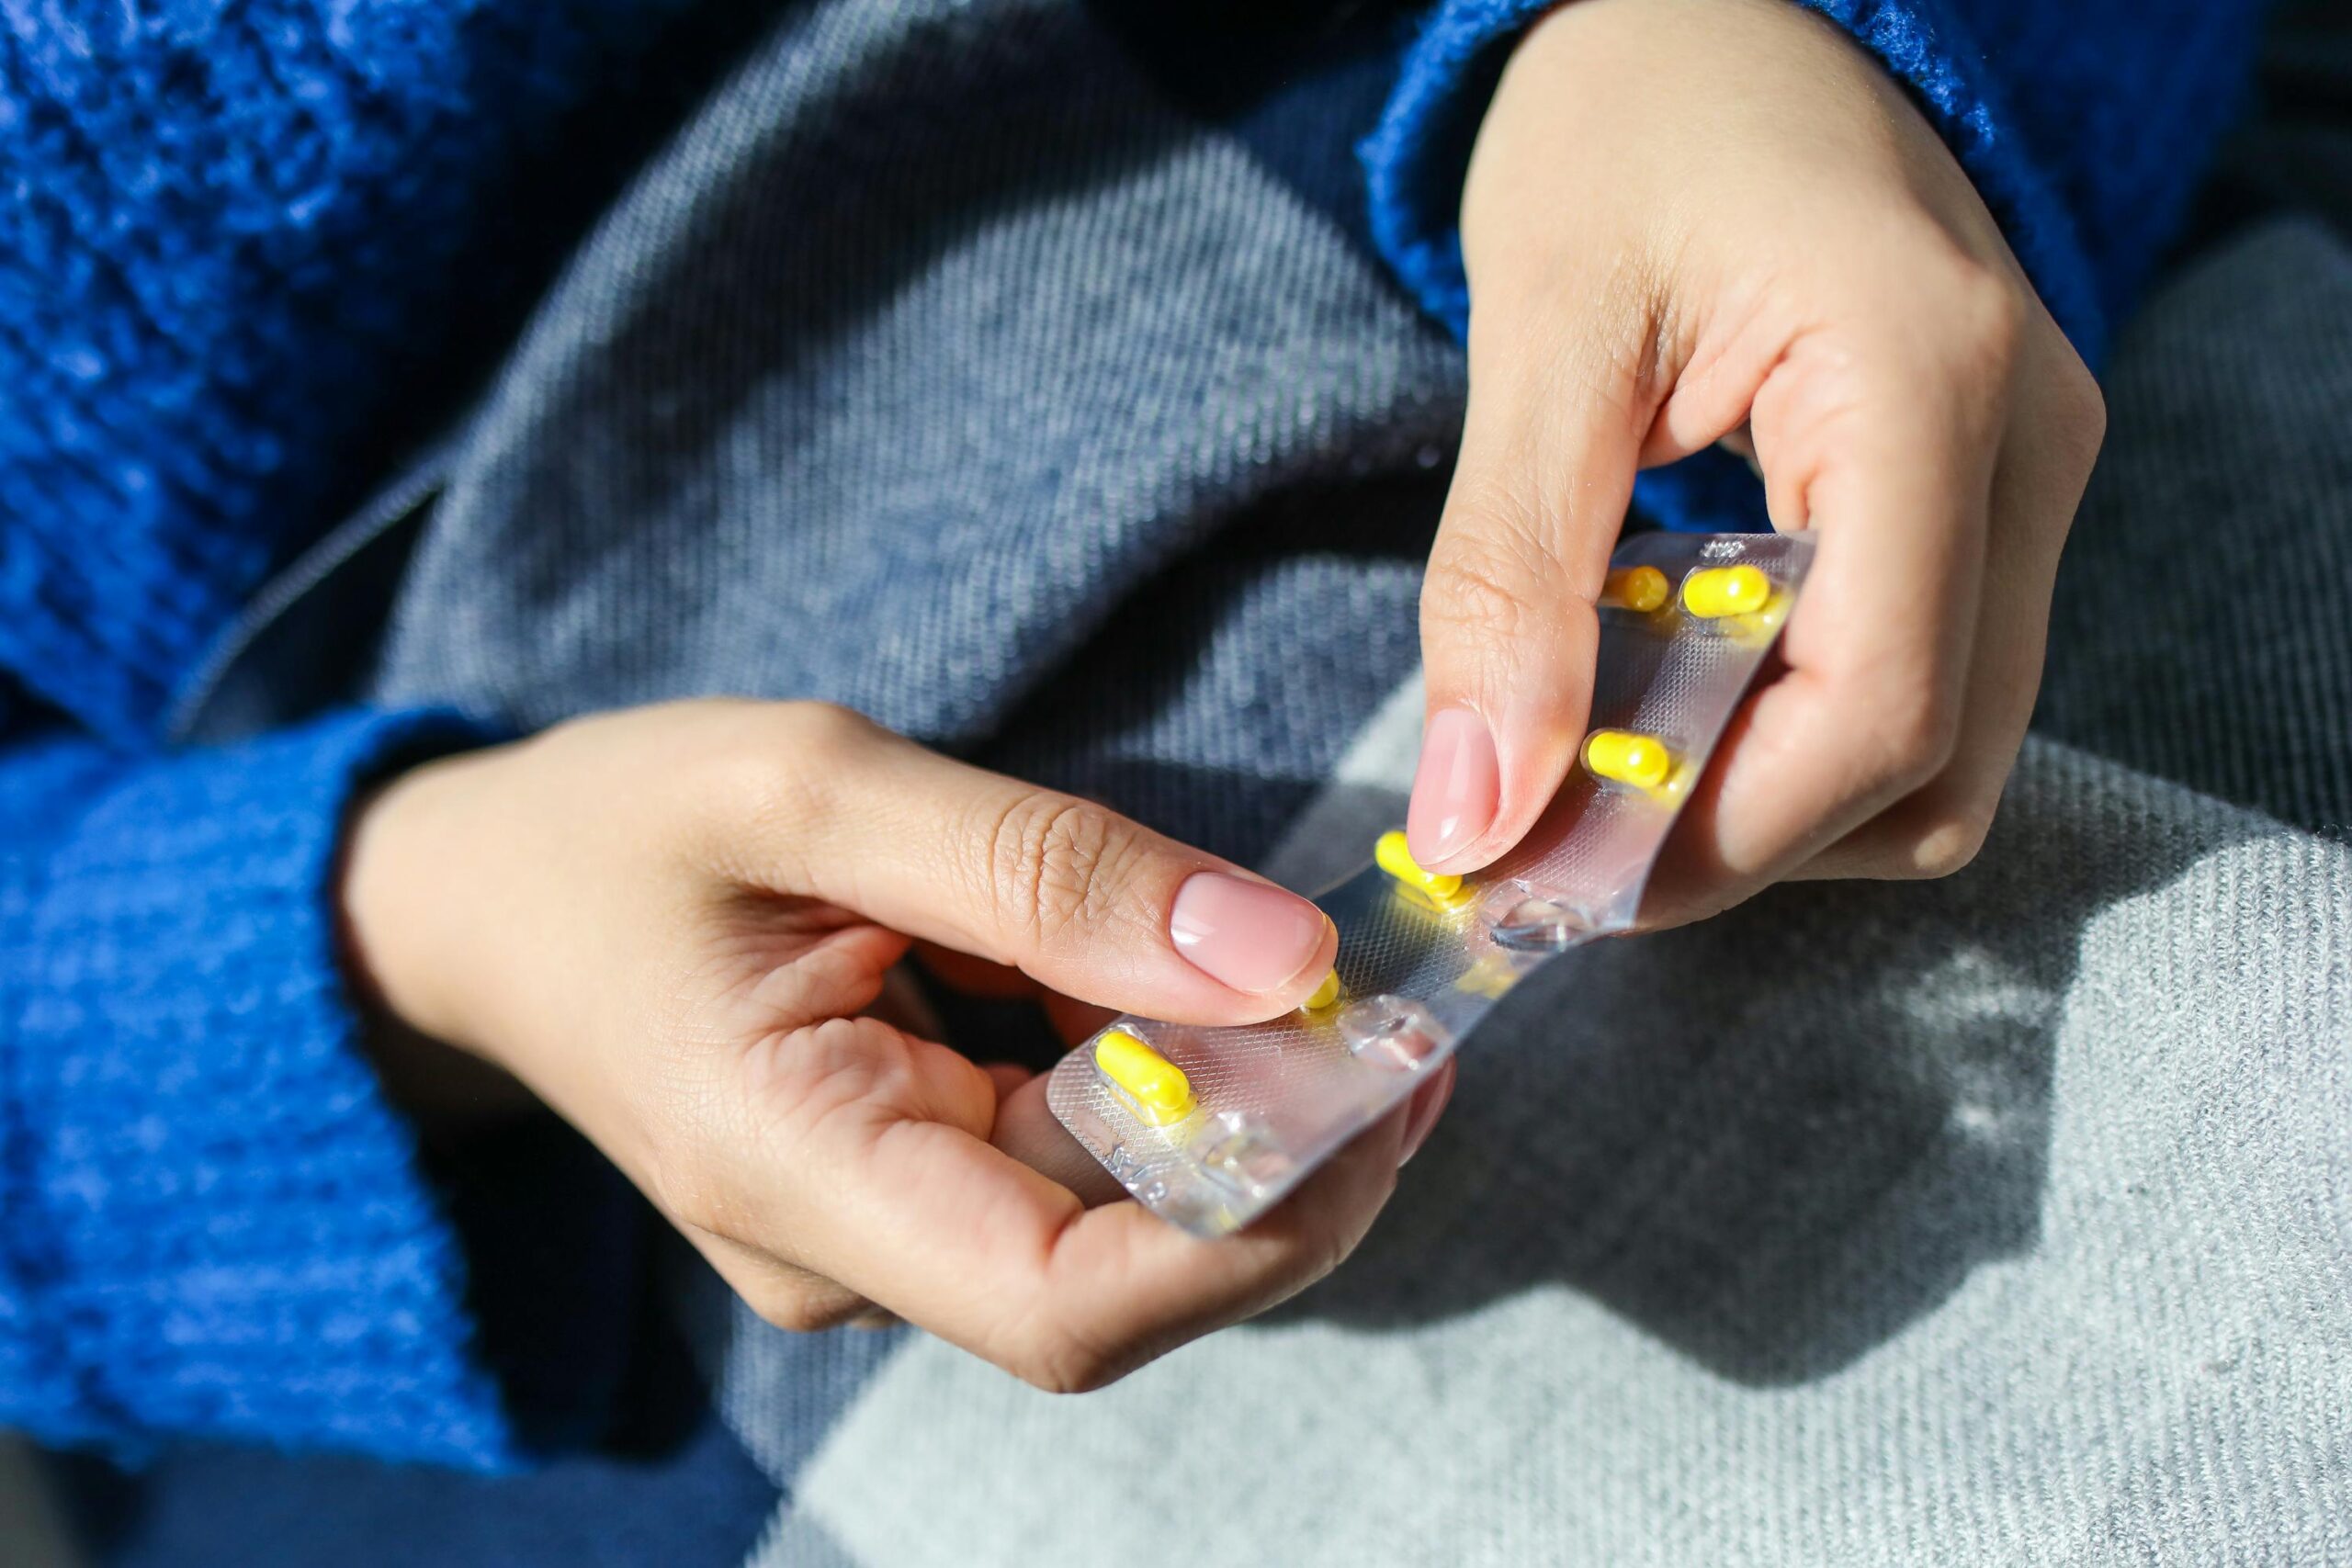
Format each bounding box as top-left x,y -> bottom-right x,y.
345,700 -> 1450,1389
1409,0 -> 2105,920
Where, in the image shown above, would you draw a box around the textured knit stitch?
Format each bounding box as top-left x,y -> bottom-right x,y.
2036,220 -> 2352,840
1,707 -> 512,1466
0,0 -> 699,744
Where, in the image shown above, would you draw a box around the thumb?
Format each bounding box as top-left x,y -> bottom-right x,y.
732,705 -> 1337,1026
1409,310 -> 1649,874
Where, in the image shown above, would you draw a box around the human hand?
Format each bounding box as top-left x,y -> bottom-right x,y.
1408,0 -> 2105,921
343,700 -> 1450,1389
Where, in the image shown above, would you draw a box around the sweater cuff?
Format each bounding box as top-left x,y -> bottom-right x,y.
1359,0 -> 2109,360
8,708 -> 525,1468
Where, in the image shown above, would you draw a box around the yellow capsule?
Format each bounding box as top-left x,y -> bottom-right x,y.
1375,829 -> 1464,903
1680,564 -> 1772,619
1584,728 -> 1673,791
1302,968 -> 1342,1012
1602,565 -> 1670,613
1093,1029 -> 1194,1126
1453,953 -> 1516,999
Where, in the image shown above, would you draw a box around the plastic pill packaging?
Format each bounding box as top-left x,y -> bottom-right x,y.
1046,532 -> 1815,1237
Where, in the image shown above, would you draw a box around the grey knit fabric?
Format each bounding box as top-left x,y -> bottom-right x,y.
2035,220 -> 2352,840
0,1437 -> 76,1568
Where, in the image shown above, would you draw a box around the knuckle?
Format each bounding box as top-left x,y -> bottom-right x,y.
642,1064 -> 782,1243
1423,502 -> 1562,643
759,1014 -> 877,1097
684,701 -> 877,873
1847,779 -> 2003,885
982,790 -> 1130,948
770,698 -> 875,752
745,1016 -> 936,1136
1009,1325 -> 1123,1396
1944,260 -> 2027,367
1302,1222 -> 1362,1294
760,1303 -> 836,1335
2045,355 -> 2109,471
1545,276 -> 1668,420
699,710 -> 833,818
744,1279 -> 861,1335
1883,241 -> 2024,398
1906,808 -> 1994,880
1867,678 -> 1962,795
647,1148 -> 733,1240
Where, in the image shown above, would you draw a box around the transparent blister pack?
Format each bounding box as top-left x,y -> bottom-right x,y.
1046,532 -> 1814,1236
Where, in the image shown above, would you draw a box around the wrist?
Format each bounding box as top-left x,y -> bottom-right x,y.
340,745 -> 505,1056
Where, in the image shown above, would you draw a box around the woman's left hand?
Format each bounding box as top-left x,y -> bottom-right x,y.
1406,0 -> 2107,922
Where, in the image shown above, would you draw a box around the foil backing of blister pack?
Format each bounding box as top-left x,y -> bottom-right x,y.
1046,532 -> 1814,1237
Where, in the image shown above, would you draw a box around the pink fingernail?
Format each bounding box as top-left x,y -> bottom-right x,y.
1407,707 -> 1499,866
1169,873 -> 1329,996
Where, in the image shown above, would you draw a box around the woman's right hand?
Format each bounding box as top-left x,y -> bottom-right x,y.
341,699 -> 1447,1390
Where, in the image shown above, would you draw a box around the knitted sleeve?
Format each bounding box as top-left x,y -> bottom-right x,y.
0,706 -> 526,1469
1359,0 -> 2270,528
0,0 -> 704,744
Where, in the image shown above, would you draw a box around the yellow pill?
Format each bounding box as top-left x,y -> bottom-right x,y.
1375,829 -> 1463,903
1453,953 -> 1516,999
1602,565 -> 1670,613
1302,968 -> 1342,1012
1680,564 -> 1772,618
1093,1029 -> 1194,1125
1584,729 -> 1673,791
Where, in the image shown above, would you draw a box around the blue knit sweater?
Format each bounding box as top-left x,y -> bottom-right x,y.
0,0 -> 2264,1468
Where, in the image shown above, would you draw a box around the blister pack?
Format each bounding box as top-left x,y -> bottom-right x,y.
1046,532 -> 1814,1237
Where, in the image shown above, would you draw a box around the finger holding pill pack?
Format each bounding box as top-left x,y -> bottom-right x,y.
1047,532 -> 1813,1237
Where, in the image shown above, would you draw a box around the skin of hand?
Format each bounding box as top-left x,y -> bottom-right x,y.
342,699 -> 1454,1391
1407,0 -> 2108,922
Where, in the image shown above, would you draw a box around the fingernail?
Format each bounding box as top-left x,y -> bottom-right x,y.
1407,707 -> 1499,866
1169,872 -> 1329,996
1398,1062 -> 1458,1168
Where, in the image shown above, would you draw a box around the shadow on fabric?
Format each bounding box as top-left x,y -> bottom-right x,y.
1261,762 -> 2260,1385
